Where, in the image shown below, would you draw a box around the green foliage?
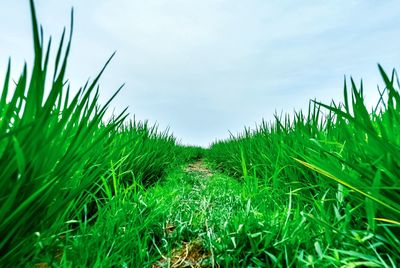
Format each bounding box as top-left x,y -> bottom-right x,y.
2,0 -> 400,267
0,1 -> 184,265
0,1 -> 122,262
208,67 -> 400,265
107,120 -> 177,186
175,145 -> 207,163
298,67 -> 400,224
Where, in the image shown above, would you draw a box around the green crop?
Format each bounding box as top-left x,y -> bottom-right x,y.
0,1 -> 192,265
208,69 -> 400,265
1,0 -> 399,267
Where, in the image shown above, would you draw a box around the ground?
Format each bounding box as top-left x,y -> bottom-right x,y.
152,159 -> 241,267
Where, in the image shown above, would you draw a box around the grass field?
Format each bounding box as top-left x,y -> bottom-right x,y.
1,1 -> 399,267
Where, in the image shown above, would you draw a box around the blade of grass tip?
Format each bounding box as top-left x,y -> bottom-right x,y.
42,37 -> 51,79
75,86 -> 97,123
45,10 -> 73,114
97,83 -> 125,115
38,38 -> 53,113
373,86 -> 386,114
350,77 -> 370,124
343,76 -> 349,113
29,0 -> 42,63
53,8 -> 73,86
109,107 -> 129,125
1,65 -> 27,133
314,100 -> 383,144
350,76 -> 356,109
378,64 -> 400,103
53,28 -> 66,81
1,58 -> 11,107
85,51 -> 116,94
23,0 -> 44,121
36,30 -> 46,108
360,79 -> 364,97
395,69 -> 400,88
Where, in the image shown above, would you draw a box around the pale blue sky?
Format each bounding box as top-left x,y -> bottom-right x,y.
1,1 -> 400,146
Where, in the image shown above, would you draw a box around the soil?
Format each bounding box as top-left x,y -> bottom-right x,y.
184,160 -> 213,178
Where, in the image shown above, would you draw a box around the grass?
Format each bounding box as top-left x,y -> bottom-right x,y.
1,0 -> 400,267
207,75 -> 400,265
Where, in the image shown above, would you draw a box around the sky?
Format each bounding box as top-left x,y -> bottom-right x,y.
1,1 -> 400,147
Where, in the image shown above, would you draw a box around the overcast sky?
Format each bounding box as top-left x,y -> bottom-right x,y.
1,1 -> 400,146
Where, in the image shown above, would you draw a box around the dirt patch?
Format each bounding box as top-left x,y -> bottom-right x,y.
152,240 -> 212,268
185,160 -> 213,177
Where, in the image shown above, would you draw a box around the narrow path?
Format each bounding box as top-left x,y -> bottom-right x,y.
185,160 -> 214,177
152,159 -> 242,268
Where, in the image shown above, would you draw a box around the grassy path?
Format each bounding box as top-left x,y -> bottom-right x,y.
151,159 -> 244,267
62,157 -> 392,267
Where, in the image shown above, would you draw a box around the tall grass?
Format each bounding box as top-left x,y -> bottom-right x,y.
208,68 -> 400,265
295,68 -> 400,259
297,68 -> 400,223
0,1 -> 186,265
